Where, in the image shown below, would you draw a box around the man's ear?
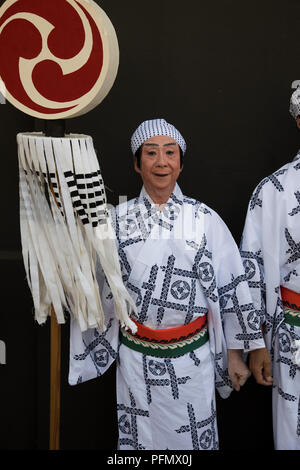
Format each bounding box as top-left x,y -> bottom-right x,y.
134,156 -> 141,174
297,117 -> 300,130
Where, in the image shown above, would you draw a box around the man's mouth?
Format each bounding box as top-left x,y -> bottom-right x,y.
154,173 -> 169,177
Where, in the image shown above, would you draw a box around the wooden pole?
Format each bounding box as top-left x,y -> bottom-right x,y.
45,119 -> 66,451
49,307 -> 61,450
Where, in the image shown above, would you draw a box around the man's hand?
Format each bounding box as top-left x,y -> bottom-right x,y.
227,349 -> 251,391
249,347 -> 273,386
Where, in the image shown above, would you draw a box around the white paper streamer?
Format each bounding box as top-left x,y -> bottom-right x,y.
18,133 -> 137,333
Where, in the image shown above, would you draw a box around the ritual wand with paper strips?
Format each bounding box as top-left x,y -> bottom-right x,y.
0,0 -> 137,450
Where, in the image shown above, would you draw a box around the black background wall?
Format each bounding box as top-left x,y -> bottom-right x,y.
0,0 -> 299,451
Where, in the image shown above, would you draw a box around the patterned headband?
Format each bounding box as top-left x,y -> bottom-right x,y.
131,119 -> 187,155
290,88 -> 300,120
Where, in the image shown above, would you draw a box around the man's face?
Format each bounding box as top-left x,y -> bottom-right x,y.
134,135 -> 182,197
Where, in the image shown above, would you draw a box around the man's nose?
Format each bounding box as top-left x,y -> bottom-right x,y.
156,149 -> 167,165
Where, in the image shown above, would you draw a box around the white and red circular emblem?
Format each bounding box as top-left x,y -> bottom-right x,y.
0,0 -> 119,119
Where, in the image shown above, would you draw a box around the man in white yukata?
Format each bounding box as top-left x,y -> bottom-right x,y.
241,89 -> 300,450
69,119 -> 266,450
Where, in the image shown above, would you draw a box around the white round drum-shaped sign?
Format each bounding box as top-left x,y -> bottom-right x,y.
0,0 -> 119,119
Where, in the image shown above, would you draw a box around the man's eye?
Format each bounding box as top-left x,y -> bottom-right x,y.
166,151 -> 174,155
147,151 -> 156,156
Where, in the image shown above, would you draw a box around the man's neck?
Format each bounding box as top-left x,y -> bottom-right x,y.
144,185 -> 175,207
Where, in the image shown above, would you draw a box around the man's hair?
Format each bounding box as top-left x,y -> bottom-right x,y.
134,145 -> 184,169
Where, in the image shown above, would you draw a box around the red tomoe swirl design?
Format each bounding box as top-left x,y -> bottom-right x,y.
0,0 -> 108,117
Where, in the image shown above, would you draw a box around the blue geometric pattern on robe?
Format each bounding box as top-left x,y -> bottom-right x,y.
73,318 -> 118,382
275,387 -> 300,439
113,184 -> 263,395
175,400 -> 218,450
217,272 -> 262,349
288,191 -> 300,216
241,152 -> 300,351
285,228 -> 300,264
293,150 -> 300,170
134,253 -> 209,326
189,236 -> 262,349
249,168 -> 288,211
240,248 -> 266,325
189,350 -> 201,366
118,222 -> 261,350
214,352 -> 232,389
142,355 -> 191,404
117,388 -> 150,450
277,322 -> 300,379
241,151 -> 300,448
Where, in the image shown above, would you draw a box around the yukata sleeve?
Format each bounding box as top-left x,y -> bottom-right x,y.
210,211 -> 265,352
240,185 -> 281,348
240,196 -> 267,327
68,208 -> 120,386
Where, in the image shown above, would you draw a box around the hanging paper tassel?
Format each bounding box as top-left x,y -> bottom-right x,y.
18,132 -> 137,333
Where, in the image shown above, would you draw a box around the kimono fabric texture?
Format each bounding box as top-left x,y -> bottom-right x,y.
241,151 -> 300,450
69,184 -> 264,450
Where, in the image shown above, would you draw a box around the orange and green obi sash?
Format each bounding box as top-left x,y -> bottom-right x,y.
281,286 -> 300,327
120,315 -> 208,358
